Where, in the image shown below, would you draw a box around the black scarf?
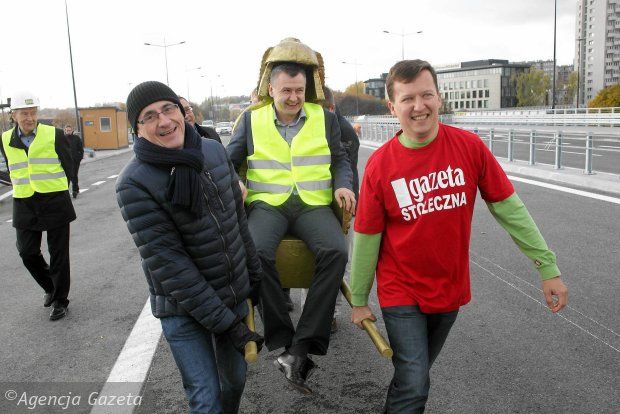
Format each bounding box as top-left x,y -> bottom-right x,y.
133,123 -> 205,217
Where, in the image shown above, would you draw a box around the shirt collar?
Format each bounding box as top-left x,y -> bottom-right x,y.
17,125 -> 37,137
273,104 -> 306,127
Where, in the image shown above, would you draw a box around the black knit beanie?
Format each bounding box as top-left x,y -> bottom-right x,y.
126,81 -> 185,131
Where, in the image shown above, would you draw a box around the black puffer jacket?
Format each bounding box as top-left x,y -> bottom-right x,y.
116,137 -> 261,334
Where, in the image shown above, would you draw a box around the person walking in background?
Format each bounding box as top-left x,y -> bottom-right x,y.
0,91 -> 75,321
117,81 -> 263,413
179,96 -> 222,143
64,124 -> 83,199
350,60 -> 568,413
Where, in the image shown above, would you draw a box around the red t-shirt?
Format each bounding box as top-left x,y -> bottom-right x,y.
354,123 -> 514,313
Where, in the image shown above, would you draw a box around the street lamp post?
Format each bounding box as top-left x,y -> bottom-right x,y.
185,66 -> 201,102
144,38 -> 186,85
382,29 -> 423,60
201,74 -> 220,121
64,0 -> 80,133
552,0 -> 557,109
342,60 -> 362,116
576,37 -> 586,108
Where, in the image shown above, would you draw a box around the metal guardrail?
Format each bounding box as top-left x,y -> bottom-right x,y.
440,107 -> 620,127
353,118 -> 620,177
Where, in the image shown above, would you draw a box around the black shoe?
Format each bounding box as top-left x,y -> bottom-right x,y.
50,303 -> 68,321
44,292 -> 53,307
274,351 -> 312,394
301,356 -> 317,380
72,191 -> 78,199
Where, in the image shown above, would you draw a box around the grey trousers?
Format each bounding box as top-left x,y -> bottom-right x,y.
247,195 -> 347,355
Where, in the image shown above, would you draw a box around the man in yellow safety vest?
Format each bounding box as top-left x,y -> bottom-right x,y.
228,56 -> 356,393
0,91 -> 76,321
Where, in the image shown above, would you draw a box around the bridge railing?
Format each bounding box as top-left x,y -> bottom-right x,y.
440,107 -> 620,127
352,117 -> 620,177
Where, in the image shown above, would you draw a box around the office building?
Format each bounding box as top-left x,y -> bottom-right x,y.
575,0 -> 620,106
436,59 -> 530,110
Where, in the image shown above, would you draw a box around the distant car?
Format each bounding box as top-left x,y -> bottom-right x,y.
215,122 -> 232,135
201,120 -> 215,128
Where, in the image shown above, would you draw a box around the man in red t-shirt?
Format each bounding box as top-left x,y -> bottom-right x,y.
350,60 -> 568,413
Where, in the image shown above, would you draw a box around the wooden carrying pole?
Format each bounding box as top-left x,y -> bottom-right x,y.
244,299 -> 258,363
340,281 -> 393,358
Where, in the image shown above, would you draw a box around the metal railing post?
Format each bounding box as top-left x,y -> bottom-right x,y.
554,131 -> 563,169
529,130 -> 536,165
489,128 -> 494,153
585,132 -> 594,175
508,129 -> 514,162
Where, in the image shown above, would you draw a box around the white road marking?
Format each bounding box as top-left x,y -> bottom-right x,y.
79,188 -> 89,193
471,259 -> 620,354
91,298 -> 161,413
92,180 -> 106,186
0,190 -> 13,202
108,174 -> 119,179
507,175 -> 620,205
472,253 -> 620,340
6,219 -> 12,223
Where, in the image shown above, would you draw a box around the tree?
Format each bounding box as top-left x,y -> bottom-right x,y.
53,109 -> 75,129
564,72 -> 578,106
344,81 -> 365,95
514,68 -> 551,107
588,83 -> 620,107
334,91 -> 389,116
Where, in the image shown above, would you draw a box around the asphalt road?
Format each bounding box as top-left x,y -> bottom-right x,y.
0,142 -> 618,413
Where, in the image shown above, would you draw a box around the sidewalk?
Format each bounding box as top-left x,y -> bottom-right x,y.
0,145 -> 133,205
360,139 -> 620,197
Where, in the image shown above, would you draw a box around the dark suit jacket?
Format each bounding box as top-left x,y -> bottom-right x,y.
194,124 -> 222,143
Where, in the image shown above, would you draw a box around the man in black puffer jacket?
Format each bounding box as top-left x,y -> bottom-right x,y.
116,81 -> 262,414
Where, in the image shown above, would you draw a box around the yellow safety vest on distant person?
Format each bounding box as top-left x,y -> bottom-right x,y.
246,102 -> 332,206
1,124 -> 68,198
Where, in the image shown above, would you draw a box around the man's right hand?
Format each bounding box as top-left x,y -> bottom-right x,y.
351,305 -> 377,330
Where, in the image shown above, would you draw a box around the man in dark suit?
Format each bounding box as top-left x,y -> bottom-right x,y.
63,125 -> 83,199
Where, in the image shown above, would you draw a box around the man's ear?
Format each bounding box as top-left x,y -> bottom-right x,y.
268,83 -> 274,98
387,100 -> 396,116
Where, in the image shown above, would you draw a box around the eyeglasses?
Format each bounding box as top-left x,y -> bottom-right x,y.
137,103 -> 180,125
183,105 -> 193,113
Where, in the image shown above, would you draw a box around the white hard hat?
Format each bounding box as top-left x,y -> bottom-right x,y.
10,91 -> 40,110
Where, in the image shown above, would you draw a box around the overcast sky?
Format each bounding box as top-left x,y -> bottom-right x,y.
1,0 -> 577,109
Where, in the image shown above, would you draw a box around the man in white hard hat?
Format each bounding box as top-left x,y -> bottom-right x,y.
0,91 -> 76,321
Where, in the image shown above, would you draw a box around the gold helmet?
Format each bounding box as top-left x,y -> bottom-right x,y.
255,37 -> 326,105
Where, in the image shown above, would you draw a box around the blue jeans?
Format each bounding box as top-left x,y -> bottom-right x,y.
381,305 -> 459,414
161,314 -> 247,414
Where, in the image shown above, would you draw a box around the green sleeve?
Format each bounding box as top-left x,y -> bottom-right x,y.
350,231 -> 382,306
486,193 -> 561,280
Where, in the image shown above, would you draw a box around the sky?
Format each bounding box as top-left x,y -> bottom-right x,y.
0,0 -> 578,109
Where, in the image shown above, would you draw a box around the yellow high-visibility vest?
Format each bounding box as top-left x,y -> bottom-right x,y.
246,103 -> 332,206
1,124 -> 68,198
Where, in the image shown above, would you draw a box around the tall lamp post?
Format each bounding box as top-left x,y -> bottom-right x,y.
576,37 -> 586,108
552,0 -> 557,109
342,60 -> 362,116
144,38 -> 186,85
382,29 -> 423,60
185,66 -> 201,102
201,74 -> 220,121
64,0 -> 80,133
